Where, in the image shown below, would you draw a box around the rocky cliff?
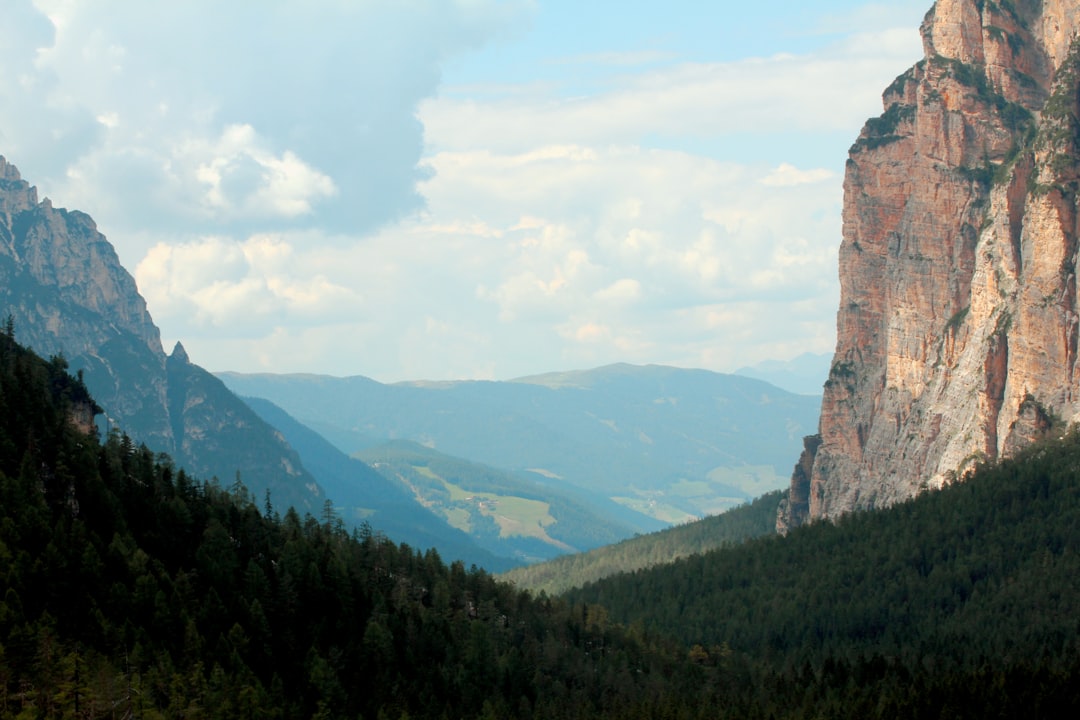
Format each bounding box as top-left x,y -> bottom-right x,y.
0,156 -> 320,511
779,0 -> 1080,529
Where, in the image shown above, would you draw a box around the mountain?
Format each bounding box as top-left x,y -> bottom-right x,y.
0,331 -> 714,720
780,0 -> 1080,529
0,155 -> 321,512
500,490 -> 782,596
218,363 -> 821,525
240,396 -> 511,569
734,352 -> 831,396
354,440 -> 639,563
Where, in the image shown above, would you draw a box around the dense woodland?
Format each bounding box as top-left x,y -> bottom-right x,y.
3,324 -> 1080,717
570,430 -> 1080,716
0,327 -> 717,719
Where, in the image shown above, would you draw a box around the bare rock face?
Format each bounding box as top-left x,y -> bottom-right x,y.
779,0 -> 1080,529
0,156 -> 319,512
0,159 -> 172,446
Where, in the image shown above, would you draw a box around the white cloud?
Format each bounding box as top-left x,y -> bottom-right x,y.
595,278 -> 643,305
761,163 -> 835,187
135,234 -> 364,336
3,0 -> 531,263
420,26 -> 923,154
187,124 -> 338,219
158,142 -> 842,379
2,1 -> 926,381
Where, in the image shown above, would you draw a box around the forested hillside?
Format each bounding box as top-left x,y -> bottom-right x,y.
502,491 -> 781,595
0,327 -> 713,719
4,323 -> 1080,717
570,431 -> 1080,716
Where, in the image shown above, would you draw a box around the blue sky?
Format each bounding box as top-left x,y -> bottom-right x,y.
0,0 -> 930,381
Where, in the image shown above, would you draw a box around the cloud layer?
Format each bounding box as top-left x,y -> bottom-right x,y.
6,0 -> 528,246
2,1 -> 927,381
136,143 -> 842,380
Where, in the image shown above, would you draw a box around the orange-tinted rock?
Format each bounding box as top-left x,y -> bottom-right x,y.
780,0 -> 1080,529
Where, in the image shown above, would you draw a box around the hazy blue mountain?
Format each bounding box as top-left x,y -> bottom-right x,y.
734,352 -> 832,396
240,396 -> 517,570
219,363 -> 821,524
356,440 -> 644,563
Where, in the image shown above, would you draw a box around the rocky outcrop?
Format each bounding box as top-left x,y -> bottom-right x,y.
780,0 -> 1080,528
1,158 -> 173,446
0,156 -> 319,511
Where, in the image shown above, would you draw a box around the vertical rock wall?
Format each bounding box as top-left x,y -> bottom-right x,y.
780,0 -> 1080,529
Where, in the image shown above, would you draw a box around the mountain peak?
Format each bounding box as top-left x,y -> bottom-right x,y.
170,341 -> 190,364
0,155 -> 22,181
0,156 -> 39,215
1,154 -> 322,513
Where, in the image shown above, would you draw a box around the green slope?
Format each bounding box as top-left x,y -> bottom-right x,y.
502,490 -> 782,595
568,431 -> 1080,716
356,440 -> 638,563
242,396 -> 514,571
218,364 -> 821,524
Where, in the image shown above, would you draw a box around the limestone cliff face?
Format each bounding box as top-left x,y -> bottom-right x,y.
0,156 -> 319,511
780,0 -> 1080,529
0,157 -> 173,447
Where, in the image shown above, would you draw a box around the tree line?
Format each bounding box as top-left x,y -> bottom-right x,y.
0,325 -> 719,719
568,425 -> 1080,717
3,321 -> 1080,717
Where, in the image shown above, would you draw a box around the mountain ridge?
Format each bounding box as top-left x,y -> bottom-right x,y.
219,362 -> 820,525
0,154 -> 323,512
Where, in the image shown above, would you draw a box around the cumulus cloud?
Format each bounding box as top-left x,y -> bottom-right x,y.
188,124 -> 338,220
2,1 -> 927,381
153,143 -> 842,380
135,234 -> 364,337
3,0 -> 530,260
761,163 -> 835,187
0,0 -> 101,177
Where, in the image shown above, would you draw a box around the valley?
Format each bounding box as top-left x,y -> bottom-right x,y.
4,0 -> 1080,716
219,364 -> 820,525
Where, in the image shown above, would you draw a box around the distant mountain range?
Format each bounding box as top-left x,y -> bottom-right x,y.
1,152 -> 822,570
734,352 -> 831,396
219,363 -> 821,527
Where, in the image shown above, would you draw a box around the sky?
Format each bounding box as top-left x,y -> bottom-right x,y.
0,0 -> 931,382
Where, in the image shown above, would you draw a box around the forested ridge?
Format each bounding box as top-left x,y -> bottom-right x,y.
570,429 -> 1080,716
0,328 -> 718,719
501,491 -> 781,595
3,323 -> 1080,717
